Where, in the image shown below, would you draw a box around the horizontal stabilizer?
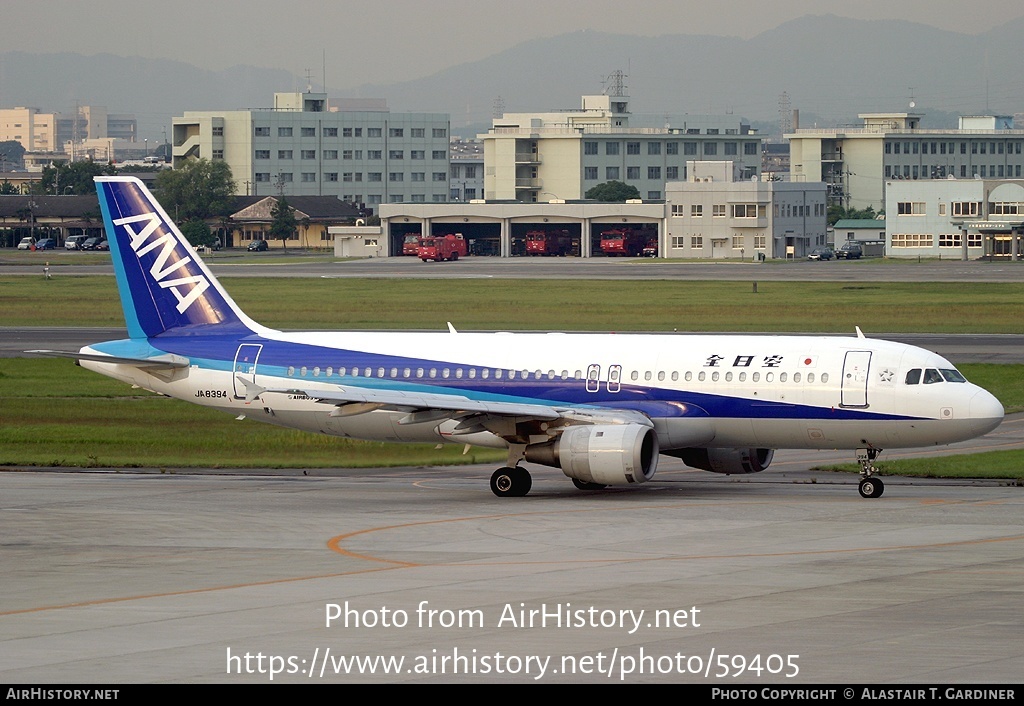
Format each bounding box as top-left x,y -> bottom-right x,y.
28,349 -> 190,370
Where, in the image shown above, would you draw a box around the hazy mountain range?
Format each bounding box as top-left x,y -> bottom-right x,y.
2,14 -> 1022,142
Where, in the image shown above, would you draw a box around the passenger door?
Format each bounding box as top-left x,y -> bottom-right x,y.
841,350 -> 872,408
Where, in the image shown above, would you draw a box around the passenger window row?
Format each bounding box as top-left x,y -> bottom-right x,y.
287,366 -> 588,381
283,365 -> 831,385
631,370 -> 829,384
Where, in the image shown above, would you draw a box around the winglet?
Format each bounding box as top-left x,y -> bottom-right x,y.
855,326 -> 866,339
447,322 -> 458,334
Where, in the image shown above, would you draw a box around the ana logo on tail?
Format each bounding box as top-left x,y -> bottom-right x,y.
113,212 -> 211,315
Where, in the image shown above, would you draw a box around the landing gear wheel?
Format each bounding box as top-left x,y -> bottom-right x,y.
572,478 -> 607,491
859,477 -> 884,499
856,448 -> 885,499
490,466 -> 532,497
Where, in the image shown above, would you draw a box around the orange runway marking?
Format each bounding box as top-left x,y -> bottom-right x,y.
326,502 -> 1024,566
7,502 -> 1022,617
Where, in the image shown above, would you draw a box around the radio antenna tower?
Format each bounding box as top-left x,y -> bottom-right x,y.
603,69 -> 627,97
778,92 -> 792,135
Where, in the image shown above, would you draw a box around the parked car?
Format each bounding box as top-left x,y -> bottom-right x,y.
17,237 -> 35,250
807,247 -> 834,261
80,236 -> 103,250
65,234 -> 90,250
34,238 -> 56,250
247,239 -> 269,252
835,243 -> 863,260
95,239 -> 109,251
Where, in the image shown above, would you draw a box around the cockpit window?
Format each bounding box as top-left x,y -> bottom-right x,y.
939,368 -> 967,383
923,368 -> 943,384
905,369 -> 922,385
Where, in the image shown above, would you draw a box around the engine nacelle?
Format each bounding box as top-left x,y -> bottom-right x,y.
526,424 -> 659,485
667,447 -> 774,475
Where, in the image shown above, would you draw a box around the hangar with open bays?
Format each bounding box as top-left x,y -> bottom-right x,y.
377,199 -> 666,258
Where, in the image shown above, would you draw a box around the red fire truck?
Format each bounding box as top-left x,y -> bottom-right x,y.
525,230 -> 574,256
599,228 -> 650,256
418,233 -> 468,262
402,234 -> 421,256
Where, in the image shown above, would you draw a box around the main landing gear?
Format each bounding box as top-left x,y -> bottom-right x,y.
490,466 -> 532,497
491,444 -> 534,498
856,448 -> 884,499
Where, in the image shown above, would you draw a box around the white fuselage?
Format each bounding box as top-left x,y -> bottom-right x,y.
82,330 -> 1004,453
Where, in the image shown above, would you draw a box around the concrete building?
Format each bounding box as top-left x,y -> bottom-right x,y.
449,138 -> 483,202
375,162 -> 823,260
1,105 -> 137,161
480,93 -> 761,203
1,107 -> 56,153
787,113 -> 1024,212
665,161 -> 828,259
172,92 -> 451,205
379,199 -> 665,258
329,225 -> 385,257
885,177 -> 1024,260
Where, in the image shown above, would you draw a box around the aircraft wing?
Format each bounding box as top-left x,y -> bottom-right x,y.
239,377 -> 654,429
27,349 -> 190,370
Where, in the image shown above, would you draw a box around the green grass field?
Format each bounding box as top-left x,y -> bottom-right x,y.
821,451 -> 1024,481
4,275 -> 1024,333
0,358 -> 504,469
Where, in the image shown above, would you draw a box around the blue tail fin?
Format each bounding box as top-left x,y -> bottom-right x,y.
95,176 -> 259,339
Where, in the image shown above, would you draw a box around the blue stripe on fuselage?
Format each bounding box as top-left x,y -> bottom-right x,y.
129,333 -> 921,423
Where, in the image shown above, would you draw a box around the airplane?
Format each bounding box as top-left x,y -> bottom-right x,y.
33,176 -> 1004,499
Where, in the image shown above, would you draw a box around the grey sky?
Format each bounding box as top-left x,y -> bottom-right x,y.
7,0 -> 1024,87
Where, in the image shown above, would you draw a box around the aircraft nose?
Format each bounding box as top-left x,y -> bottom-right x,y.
969,388 -> 1004,435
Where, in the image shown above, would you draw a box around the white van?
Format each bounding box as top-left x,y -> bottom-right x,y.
65,234 -> 89,250
17,237 -> 35,250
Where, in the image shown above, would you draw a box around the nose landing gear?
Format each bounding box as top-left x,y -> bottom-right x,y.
856,448 -> 884,498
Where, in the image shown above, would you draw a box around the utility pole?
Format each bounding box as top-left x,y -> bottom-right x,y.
28,200 -> 37,244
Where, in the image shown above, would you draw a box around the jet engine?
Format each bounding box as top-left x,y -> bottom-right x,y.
525,423 -> 659,485
667,447 -> 774,475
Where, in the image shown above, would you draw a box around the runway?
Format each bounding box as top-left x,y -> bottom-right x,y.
2,253 -> 1024,281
